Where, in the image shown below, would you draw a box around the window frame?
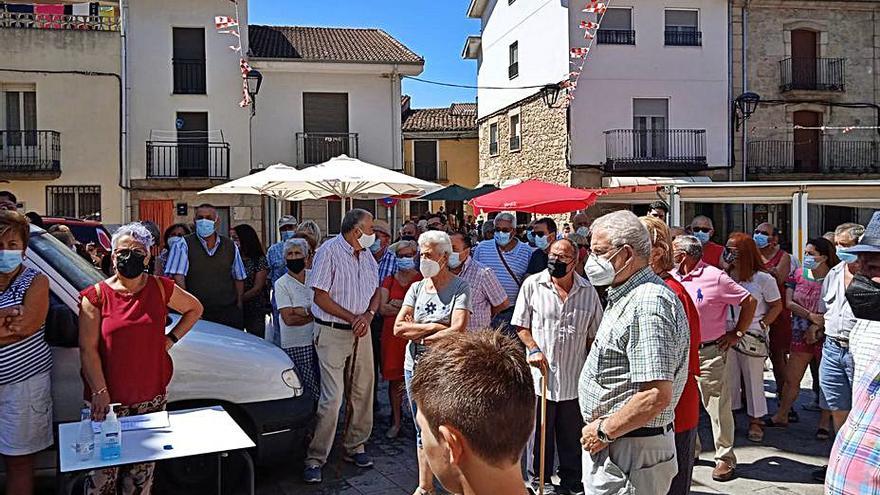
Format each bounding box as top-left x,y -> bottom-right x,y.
508,41 -> 519,80
489,121 -> 499,156
172,26 -> 207,95
46,185 -> 102,221
509,112 -> 522,152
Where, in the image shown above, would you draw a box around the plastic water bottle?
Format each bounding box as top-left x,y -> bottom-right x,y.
100,403 -> 122,461
75,407 -> 95,461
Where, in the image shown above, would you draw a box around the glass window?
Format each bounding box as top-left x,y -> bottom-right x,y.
28,228 -> 103,292
509,114 -> 521,151
665,10 -> 698,32
489,122 -> 499,155
600,8 -> 632,30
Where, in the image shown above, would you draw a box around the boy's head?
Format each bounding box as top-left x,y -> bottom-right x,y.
411,330 -> 535,493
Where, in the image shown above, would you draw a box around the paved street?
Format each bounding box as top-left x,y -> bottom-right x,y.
254,367 -> 828,495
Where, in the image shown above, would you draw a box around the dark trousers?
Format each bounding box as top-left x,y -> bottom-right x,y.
370,314 -> 383,398
202,303 -> 243,330
532,398 -> 583,489
667,427 -> 697,495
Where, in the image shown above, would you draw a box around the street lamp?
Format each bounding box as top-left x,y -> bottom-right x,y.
541,83 -> 562,108
734,91 -> 760,130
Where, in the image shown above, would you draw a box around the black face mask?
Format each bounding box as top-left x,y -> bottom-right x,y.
287,258 -> 306,274
115,250 -> 147,279
547,258 -> 570,279
846,274 -> 880,322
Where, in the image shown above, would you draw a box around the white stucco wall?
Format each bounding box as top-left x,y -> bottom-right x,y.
1,27 -> 123,223
568,0 -> 730,167
127,0 -> 251,181
475,0 -> 570,119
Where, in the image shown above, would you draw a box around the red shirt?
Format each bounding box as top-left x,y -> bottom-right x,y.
663,276 -> 702,433
702,241 -> 724,268
80,276 -> 175,406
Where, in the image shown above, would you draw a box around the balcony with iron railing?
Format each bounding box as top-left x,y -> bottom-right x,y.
779,58 -> 846,93
664,30 -> 702,46
0,10 -> 119,31
296,132 -> 359,166
404,160 -> 448,182
172,58 -> 207,94
597,29 -> 636,45
747,139 -> 878,175
145,140 -> 230,179
604,129 -> 707,172
0,130 -> 61,179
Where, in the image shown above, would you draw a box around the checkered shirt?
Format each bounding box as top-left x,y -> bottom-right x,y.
377,249 -> 398,283
578,267 -> 690,428
826,357 -> 880,494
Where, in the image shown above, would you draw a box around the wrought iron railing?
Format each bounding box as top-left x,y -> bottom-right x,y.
0,130 -> 60,174
747,139 -> 878,174
779,58 -> 846,92
489,141 -> 499,156
146,141 -> 230,179
604,129 -> 707,172
508,62 -> 519,79
404,160 -> 448,182
0,11 -> 119,31
172,58 -> 207,94
597,29 -> 636,45
664,30 -> 702,46
295,132 -> 358,166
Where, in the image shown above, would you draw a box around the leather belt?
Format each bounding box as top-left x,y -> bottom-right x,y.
315,318 -> 353,331
699,337 -> 724,350
622,423 -> 674,439
829,337 -> 849,349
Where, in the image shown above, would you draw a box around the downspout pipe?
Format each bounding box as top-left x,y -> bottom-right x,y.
120,0 -> 130,222
742,1 -> 749,183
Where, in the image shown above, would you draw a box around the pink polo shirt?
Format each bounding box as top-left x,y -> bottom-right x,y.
672,261 -> 750,343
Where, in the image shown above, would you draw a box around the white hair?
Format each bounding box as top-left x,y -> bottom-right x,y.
390,240 -> 418,255
494,212 -> 517,228
418,231 -> 452,257
672,235 -> 703,259
283,238 -> 310,258
591,210 -> 651,258
691,215 -> 715,229
111,222 -> 154,250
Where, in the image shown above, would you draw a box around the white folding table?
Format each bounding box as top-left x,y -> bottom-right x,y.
58,406 -> 256,495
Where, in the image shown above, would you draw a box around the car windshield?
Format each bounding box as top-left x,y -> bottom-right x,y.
29,227 -> 103,291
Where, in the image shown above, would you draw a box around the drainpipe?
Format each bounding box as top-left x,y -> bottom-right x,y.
119,0 -> 130,222
727,0 -> 734,182
741,2 -> 749,183
389,64 -> 401,234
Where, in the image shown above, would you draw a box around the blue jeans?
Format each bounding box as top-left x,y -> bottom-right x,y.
404,368 -> 421,448
819,338 -> 855,411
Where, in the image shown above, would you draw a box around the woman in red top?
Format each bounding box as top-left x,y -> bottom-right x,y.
642,216 -> 701,495
79,222 -> 203,495
377,240 -> 421,439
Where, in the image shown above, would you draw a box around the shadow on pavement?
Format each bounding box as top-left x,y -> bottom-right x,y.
733,455 -> 825,485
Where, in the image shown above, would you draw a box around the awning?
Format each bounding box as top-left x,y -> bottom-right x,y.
595,176 -> 711,204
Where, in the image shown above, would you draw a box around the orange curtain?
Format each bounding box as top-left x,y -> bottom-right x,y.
138,200 -> 174,256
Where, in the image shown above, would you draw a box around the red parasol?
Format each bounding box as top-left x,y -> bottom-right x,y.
469,179 -> 603,215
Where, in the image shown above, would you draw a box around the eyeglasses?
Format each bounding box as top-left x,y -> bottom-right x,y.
691,227 -> 712,234
532,231 -> 550,238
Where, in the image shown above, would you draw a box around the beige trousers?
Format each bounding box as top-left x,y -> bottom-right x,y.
695,344 -> 737,467
306,324 -> 374,466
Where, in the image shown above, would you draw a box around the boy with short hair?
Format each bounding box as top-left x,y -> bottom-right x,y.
411,331 -> 534,495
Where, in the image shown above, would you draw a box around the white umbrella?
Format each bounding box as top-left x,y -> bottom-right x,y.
197,164 -> 306,199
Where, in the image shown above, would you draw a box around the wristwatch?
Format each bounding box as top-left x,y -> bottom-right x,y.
597,418 -> 615,444
735,330 -> 744,338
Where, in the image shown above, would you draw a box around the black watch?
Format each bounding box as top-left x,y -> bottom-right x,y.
166,332 -> 179,344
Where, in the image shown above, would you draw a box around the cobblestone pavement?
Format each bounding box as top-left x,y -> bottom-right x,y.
256,367 -> 829,495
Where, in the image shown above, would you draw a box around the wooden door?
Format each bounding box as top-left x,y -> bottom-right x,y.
793,111 -> 822,173
791,30 -> 817,89
138,200 -> 174,256
176,112 -> 208,177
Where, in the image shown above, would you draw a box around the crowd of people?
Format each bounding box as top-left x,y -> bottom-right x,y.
1,186 -> 880,495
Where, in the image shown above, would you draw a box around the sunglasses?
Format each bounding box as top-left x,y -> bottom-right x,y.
754,229 -> 771,236
692,227 -> 712,234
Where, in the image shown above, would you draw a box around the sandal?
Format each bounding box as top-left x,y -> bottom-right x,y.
748,422 -> 764,442
763,417 -> 788,428
816,428 -> 831,441
789,410 -> 800,423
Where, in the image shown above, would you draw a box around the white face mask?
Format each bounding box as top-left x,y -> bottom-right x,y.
420,257 -> 442,278
448,252 -> 462,269
358,232 -> 376,250
584,247 -> 624,287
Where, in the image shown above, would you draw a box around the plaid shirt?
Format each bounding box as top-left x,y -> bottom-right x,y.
267,241 -> 288,285
826,357 -> 880,494
578,267 -> 690,428
376,249 -> 397,283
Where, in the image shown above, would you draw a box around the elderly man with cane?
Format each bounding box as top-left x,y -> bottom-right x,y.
302,209 -> 381,484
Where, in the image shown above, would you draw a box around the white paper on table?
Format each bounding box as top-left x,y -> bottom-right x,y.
91,411 -> 170,434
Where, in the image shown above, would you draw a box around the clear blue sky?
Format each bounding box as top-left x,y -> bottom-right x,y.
249,0 -> 479,109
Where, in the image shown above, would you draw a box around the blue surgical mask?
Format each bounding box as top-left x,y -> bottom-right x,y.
0,250 -> 23,273
693,231 -> 710,245
802,255 -> 819,270
753,232 -> 769,248
369,239 -> 382,254
526,230 -> 535,245
837,246 -> 858,264
534,235 -> 550,250
494,231 -> 511,246
280,230 -> 295,242
396,257 -> 416,271
196,219 -> 215,239
448,252 -> 462,269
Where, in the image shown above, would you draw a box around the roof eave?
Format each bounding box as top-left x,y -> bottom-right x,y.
461,35 -> 481,60
466,0 -> 488,18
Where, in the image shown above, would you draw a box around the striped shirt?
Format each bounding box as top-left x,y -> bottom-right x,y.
819,262 -> 859,340
512,271 -> 603,401
826,356 -> 880,494
473,239 -> 533,306
376,249 -> 397,284
164,235 -> 247,281
0,267 -> 52,385
579,267 -> 690,428
309,234 -> 379,324
455,257 -> 509,331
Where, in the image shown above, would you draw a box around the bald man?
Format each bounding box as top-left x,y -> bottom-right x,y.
690,216 -> 723,268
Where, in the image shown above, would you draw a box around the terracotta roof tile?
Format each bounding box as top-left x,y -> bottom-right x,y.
402,104 -> 477,133
249,25 -> 423,64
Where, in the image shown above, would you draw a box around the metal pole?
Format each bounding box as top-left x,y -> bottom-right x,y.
249,98 -> 255,172
539,371 -> 548,495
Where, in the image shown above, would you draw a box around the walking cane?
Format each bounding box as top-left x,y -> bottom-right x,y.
539,366 -> 548,495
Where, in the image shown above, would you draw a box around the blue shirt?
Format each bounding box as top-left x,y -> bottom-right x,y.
377,249 -> 397,283
473,239 -> 533,306
164,235 -> 247,281
267,241 -> 288,285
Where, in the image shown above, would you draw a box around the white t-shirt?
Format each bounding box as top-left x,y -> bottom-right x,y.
274,270 -> 315,349
728,271 -> 781,334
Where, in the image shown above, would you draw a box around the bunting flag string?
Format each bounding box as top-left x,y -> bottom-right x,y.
214,1 -> 252,108
565,0 -> 612,106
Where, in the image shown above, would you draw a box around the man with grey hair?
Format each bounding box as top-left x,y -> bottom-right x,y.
578,210 -> 690,494
690,215 -> 723,268
473,212 -> 534,332
303,208 -> 381,483
672,235 -> 756,482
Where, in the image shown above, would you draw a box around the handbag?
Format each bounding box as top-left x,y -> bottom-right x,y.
730,306 -> 769,357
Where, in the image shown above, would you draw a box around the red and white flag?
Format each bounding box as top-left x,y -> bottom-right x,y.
570,47 -> 590,58
240,58 -> 252,77
583,2 -> 607,14
215,15 -> 237,30
583,30 -> 595,40
579,20 -> 599,30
